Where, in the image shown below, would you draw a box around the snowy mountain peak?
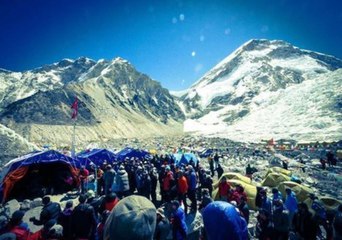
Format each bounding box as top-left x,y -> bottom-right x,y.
179,39 -> 342,142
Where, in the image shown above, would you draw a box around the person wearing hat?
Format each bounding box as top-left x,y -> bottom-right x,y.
29,219 -> 56,240
104,165 -> 116,195
170,200 -> 187,240
104,195 -> 157,240
155,208 -> 170,240
71,194 -> 97,239
115,165 -> 130,198
199,188 -> 213,211
186,165 -> 197,213
100,192 -> 120,212
8,210 -> 30,240
162,166 -> 174,203
30,196 -> 61,226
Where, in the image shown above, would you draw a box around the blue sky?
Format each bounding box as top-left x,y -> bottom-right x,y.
0,0 -> 341,90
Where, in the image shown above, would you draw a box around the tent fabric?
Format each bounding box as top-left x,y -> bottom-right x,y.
0,150 -> 80,202
116,148 -> 152,161
278,181 -> 313,202
213,173 -> 252,188
213,179 -> 258,210
76,149 -> 116,167
261,172 -> 291,187
2,167 -> 29,202
319,197 -> 342,212
266,167 -> 292,177
202,201 -> 248,240
172,153 -> 199,166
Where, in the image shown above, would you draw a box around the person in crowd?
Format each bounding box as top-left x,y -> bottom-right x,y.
293,202 -> 319,240
79,166 -> 89,194
30,196 -> 61,226
162,166 -> 174,203
273,199 -> 290,240
104,165 -> 116,195
216,164 -> 224,179
71,194 -> 97,240
29,219 -> 60,240
8,210 -> 30,240
104,195 -> 157,240
141,170 -> 152,199
284,188 -> 298,228
238,196 -> 250,224
136,166 -> 144,196
202,201 -> 248,240
57,200 -> 73,240
177,170 -> 188,214
260,189 -> 272,215
282,160 -> 288,170
246,163 -> 258,179
271,188 -> 283,205
150,167 -> 159,204
255,209 -> 274,240
218,176 -> 231,201
170,200 -> 187,240
208,157 -> 215,177
320,158 -> 326,170
115,165 -> 130,198
155,208 -> 171,240
199,188 -> 213,211
201,171 -> 213,197
97,210 -> 110,240
96,166 -> 104,196
231,184 -> 248,206
186,165 -> 197,213
101,192 -> 120,212
213,153 -> 219,169
333,204 -> 342,240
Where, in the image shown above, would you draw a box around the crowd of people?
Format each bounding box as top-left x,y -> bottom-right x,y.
0,152 -> 341,240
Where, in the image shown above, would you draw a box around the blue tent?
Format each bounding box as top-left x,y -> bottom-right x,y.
76,148 -> 116,168
199,149 -> 214,158
172,153 -> 199,166
116,147 -> 152,161
0,150 -> 80,202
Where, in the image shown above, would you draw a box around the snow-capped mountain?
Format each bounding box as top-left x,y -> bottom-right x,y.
178,39 -> 342,142
0,57 -> 184,151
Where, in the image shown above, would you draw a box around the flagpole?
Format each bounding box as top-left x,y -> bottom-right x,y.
71,120 -> 76,158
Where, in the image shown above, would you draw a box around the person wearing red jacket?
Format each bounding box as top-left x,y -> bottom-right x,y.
231,185 -> 248,206
162,166 -> 174,203
177,170 -> 188,214
218,176 -> 231,201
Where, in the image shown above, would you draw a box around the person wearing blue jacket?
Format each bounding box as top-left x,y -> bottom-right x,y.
171,200 -> 187,240
284,188 -> 298,228
271,188 -> 283,205
186,166 -> 197,213
202,201 -> 248,240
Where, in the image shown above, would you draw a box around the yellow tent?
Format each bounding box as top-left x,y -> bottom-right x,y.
266,167 -> 292,177
149,149 -> 158,155
213,179 -> 258,210
213,172 -> 252,189
278,181 -> 313,202
320,197 -> 342,211
261,172 -> 291,187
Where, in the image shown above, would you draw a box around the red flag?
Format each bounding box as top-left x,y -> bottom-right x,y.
71,97 -> 78,119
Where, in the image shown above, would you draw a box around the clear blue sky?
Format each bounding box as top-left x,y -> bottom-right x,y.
0,0 -> 341,90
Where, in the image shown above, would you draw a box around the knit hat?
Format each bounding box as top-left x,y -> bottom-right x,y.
11,210 -> 25,223
104,195 -> 157,240
156,208 -> 165,218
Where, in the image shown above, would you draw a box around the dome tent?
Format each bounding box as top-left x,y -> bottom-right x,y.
76,148 -> 116,168
116,147 -> 152,161
261,172 -> 291,187
0,150 -> 80,202
172,153 -> 199,166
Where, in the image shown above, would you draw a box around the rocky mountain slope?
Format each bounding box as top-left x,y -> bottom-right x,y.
0,57 -> 184,157
177,39 -> 342,142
